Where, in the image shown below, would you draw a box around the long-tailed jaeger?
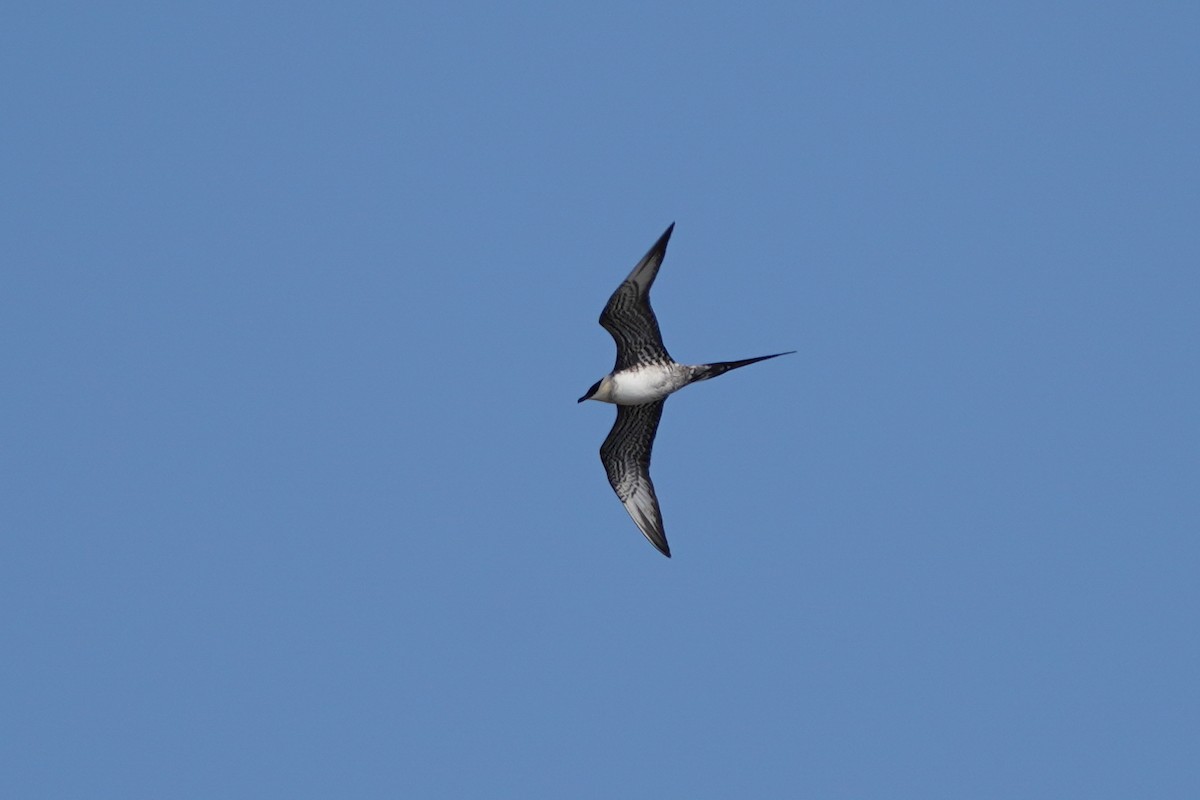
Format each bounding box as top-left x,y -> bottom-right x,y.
578,223 -> 793,558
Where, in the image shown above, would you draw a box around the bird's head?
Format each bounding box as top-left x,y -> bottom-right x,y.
578,376 -> 613,403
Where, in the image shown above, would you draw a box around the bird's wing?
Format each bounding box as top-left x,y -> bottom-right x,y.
599,223 -> 675,372
599,400 -> 670,557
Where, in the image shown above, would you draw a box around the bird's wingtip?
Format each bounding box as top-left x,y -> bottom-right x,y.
652,533 -> 672,558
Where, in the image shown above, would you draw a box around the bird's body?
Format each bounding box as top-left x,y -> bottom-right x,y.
584,363 -> 692,405
579,223 -> 793,558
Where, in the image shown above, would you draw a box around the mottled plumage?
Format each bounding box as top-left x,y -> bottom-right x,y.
599,400 -> 668,556
579,224 -> 793,558
599,224 -> 674,372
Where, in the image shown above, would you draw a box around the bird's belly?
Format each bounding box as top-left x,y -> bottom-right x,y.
611,367 -> 681,405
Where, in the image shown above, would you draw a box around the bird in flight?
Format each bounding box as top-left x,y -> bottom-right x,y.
579,223 -> 793,557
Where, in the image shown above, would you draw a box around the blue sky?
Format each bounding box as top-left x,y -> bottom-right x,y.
3,2 -> 1197,797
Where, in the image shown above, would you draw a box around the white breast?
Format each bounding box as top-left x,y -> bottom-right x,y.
610,365 -> 685,405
